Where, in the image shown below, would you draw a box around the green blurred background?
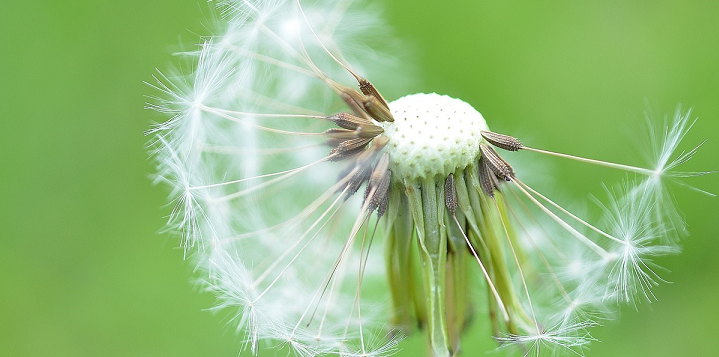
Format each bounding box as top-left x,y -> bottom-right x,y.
1,1 -> 717,356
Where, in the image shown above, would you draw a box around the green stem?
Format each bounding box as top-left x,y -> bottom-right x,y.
406,179 -> 451,357
386,186 -> 419,333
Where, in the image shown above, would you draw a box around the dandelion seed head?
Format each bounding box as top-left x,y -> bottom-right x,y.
148,1 -> 712,356
382,93 -> 488,180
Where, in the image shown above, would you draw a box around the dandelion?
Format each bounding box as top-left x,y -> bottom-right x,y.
147,1 -> 712,356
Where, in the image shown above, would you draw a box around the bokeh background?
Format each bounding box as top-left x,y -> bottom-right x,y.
1,1 -> 717,356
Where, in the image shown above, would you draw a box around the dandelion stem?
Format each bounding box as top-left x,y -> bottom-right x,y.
192,155 -> 330,191
515,178 -> 626,245
199,143 -> 322,156
492,198 -> 540,335
502,195 -> 573,304
295,0 -> 356,78
252,187 -> 350,301
225,44 -> 319,78
503,187 -> 569,262
202,105 -> 326,136
523,146 -> 657,176
202,107 -> 325,120
451,214 -> 510,322
252,182 -> 349,289
510,180 -> 611,259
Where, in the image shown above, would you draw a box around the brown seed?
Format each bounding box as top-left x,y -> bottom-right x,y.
366,157 -> 391,216
362,96 -> 395,123
444,173 -> 458,214
479,144 -> 515,181
327,112 -> 372,130
326,113 -> 383,138
338,84 -> 394,122
481,131 -> 523,151
368,153 -> 390,189
358,78 -> 390,109
338,89 -> 371,120
478,157 -> 498,197
345,165 -> 372,197
370,135 -> 390,149
336,136 -> 389,196
357,124 -> 384,138
330,137 -> 373,161
324,128 -> 360,140
375,172 -> 391,217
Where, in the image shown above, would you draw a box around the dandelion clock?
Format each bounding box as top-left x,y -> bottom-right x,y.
147,1 -> 713,356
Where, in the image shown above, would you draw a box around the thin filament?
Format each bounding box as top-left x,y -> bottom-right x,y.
451,214 -> 510,322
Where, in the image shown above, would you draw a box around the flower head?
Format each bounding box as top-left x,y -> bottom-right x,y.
148,1 -> 712,356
